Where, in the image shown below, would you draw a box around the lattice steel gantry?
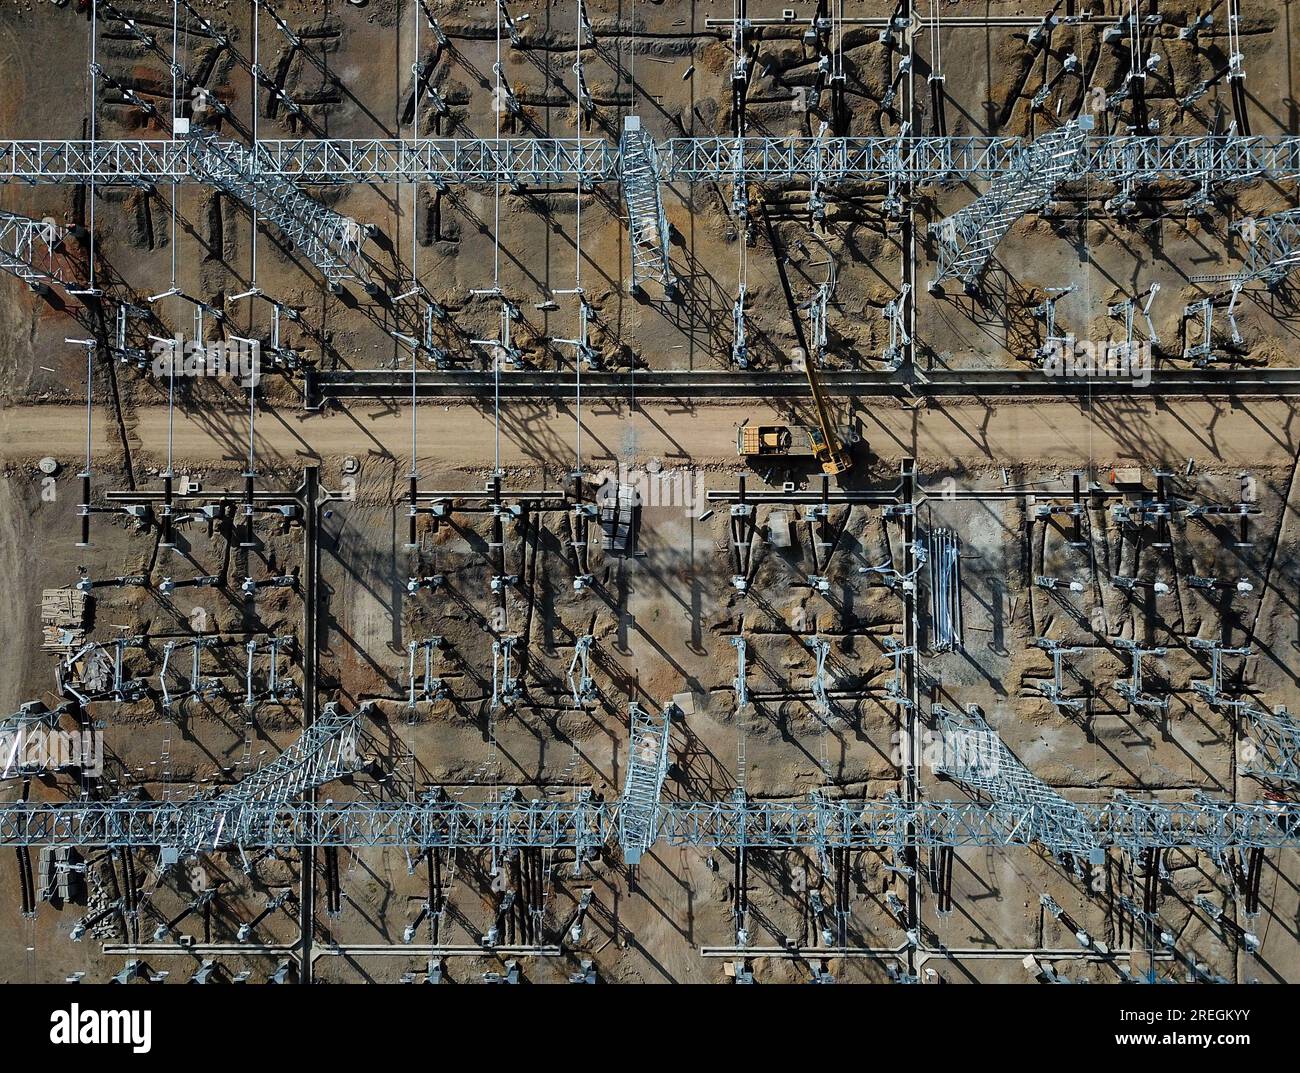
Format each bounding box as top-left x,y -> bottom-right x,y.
933,702 -> 1103,862
1235,208 -> 1300,288
2,794 -> 1298,852
184,132 -> 376,294
0,138 -> 616,185
618,701 -> 674,865
5,133 -> 1300,185
620,117 -> 675,296
0,210 -> 76,293
930,117 -> 1093,292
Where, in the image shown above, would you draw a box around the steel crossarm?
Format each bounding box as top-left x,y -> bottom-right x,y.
656,136 -> 1027,182
257,137 -> 617,183
650,797 -> 1300,850
3,135 -> 1300,187
653,135 -> 1300,183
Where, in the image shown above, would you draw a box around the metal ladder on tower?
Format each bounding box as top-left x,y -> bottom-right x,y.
620,117 -> 675,295
184,131 -> 375,294
618,701 -> 674,865
931,116 -> 1092,291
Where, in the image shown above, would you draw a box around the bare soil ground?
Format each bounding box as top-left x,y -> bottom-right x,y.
0,0 -> 1298,984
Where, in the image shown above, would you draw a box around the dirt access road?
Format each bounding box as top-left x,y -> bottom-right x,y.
1,397 -> 1296,472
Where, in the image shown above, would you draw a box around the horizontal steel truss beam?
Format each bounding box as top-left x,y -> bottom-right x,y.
3,135 -> 1299,185
0,138 -> 617,185
662,135 -> 1300,183
1,797 -> 1295,851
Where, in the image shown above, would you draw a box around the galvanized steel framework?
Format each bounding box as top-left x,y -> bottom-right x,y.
930,118 -> 1093,289
10,461 -> 1291,859
1237,208 -> 1300,286
184,132 -> 374,291
3,133 -> 1300,185
933,704 -> 1101,860
619,119 -> 675,293
1247,707 -> 1300,786
3,11 -> 1297,870
0,210 -> 72,291
0,797 -> 1296,853
617,702 -> 674,865
7,129 -> 1296,310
